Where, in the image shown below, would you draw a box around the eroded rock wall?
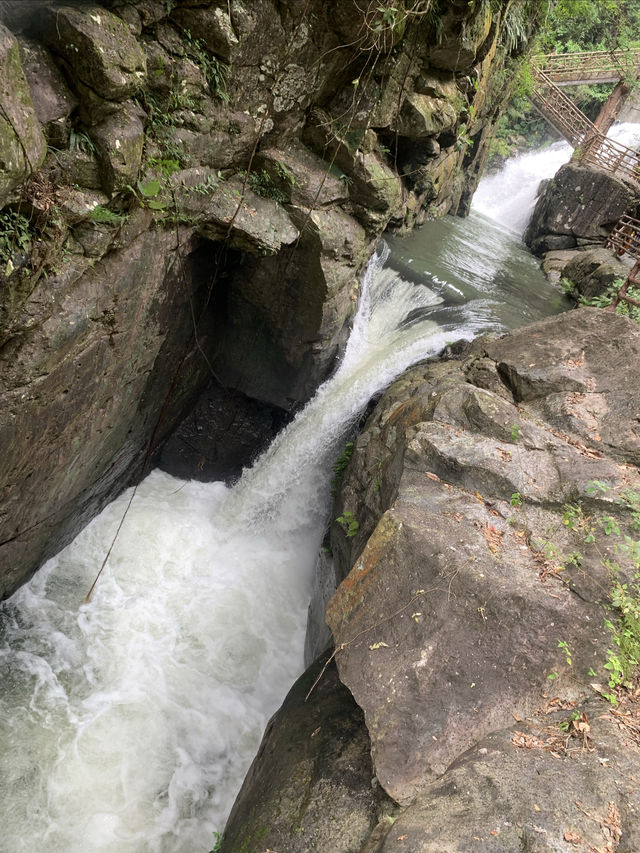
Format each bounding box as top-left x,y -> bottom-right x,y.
1,0 -> 540,595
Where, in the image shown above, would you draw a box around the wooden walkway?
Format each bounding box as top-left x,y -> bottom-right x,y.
529,56 -> 640,186
606,213 -> 640,261
530,51 -> 640,312
533,50 -> 640,86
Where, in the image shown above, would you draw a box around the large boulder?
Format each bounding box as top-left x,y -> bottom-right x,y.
369,696 -> 640,852
221,655 -> 384,853
18,37 -> 77,146
524,163 -> 635,255
41,4 -> 146,101
0,228 -> 217,598
211,202 -> 369,408
561,246 -> 634,299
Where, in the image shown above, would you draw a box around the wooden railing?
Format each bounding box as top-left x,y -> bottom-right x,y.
604,216 -> 640,312
529,66 -> 640,186
533,50 -> 640,85
530,67 -> 599,146
606,213 -> 640,261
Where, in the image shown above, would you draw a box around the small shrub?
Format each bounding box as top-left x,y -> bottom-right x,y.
337,510 -> 359,537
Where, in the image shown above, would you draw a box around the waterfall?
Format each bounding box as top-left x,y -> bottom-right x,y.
472,139 -> 573,233
1,121 -> 609,850
0,247 -> 468,853
472,121 -> 640,236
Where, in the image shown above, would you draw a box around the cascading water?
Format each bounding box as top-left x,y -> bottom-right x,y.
473,121 -> 640,236
0,129 -> 599,851
472,139 -> 572,233
0,247 -> 475,853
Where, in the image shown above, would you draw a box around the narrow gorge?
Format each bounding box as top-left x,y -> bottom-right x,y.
1,2 -> 640,852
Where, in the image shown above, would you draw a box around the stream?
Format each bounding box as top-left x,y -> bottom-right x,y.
0,137 -> 592,852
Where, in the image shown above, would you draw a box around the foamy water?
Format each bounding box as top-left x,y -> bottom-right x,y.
0,248 -> 465,853
473,121 -> 640,234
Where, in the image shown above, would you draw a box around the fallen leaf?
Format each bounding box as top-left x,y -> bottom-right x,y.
369,641 -> 389,650
564,830 -> 582,844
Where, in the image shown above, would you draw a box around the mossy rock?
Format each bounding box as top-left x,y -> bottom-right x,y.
41,4 -> 146,100
0,24 -> 46,206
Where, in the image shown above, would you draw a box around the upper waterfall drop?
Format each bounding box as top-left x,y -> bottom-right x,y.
472,122 -> 640,235
472,140 -> 573,234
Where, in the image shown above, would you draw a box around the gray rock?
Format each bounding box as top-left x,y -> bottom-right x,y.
396,92 -> 458,140
253,142 -> 348,208
88,99 -> 145,194
18,37 -> 77,146
156,378 -> 288,483
371,698 -> 640,851
41,4 -> 146,101
171,169 -> 300,255
326,308 -> 640,805
170,4 -> 239,63
220,655 -> 383,853
0,229 -> 216,598
524,163 -> 635,255
211,202 -> 369,408
562,246 -> 634,299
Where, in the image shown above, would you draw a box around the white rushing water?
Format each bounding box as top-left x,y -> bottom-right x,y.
473,121 -> 640,235
0,248 -> 467,853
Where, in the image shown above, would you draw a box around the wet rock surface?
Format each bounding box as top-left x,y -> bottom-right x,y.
524,163 -> 636,255
221,654 -> 387,853
157,378 -> 289,483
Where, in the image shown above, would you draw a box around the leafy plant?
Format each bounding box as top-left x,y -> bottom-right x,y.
510,491 -> 523,508
0,209 -> 33,270
337,510 -> 360,537
90,205 -> 128,226
558,639 -> 572,666
182,29 -> 230,102
244,169 -> 287,203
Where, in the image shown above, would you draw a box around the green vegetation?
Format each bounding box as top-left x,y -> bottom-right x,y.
0,210 -> 33,271
90,205 -> 128,226
331,441 -> 354,497
337,510 -> 360,537
569,278 -> 640,327
563,484 -> 640,700
209,831 -> 223,853
244,169 -> 288,203
490,0 -> 640,163
182,29 -> 230,103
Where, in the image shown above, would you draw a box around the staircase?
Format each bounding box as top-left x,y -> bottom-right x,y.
529,53 -> 640,186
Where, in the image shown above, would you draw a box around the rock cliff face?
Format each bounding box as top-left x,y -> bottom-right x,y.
0,0 -> 540,596
224,307 -> 640,851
